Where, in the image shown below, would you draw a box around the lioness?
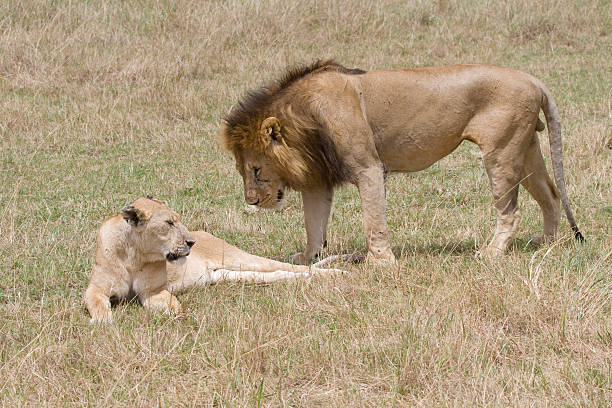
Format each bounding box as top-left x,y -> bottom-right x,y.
220,59 -> 583,264
84,197 -> 347,322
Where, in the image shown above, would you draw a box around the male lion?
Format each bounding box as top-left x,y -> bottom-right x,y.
84,197 -> 347,322
219,59 -> 583,264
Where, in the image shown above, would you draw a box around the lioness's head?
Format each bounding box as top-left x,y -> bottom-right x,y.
121,197 -> 195,261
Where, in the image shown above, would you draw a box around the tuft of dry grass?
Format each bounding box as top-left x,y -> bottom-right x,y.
1,0 -> 610,405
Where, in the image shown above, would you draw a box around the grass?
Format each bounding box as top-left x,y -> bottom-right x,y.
1,0 -> 610,405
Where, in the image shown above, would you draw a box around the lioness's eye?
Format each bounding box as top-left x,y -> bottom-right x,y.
253,168 -> 261,178
166,220 -> 174,226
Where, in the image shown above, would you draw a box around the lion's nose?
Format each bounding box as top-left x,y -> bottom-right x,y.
245,190 -> 259,205
245,196 -> 259,205
186,239 -> 195,248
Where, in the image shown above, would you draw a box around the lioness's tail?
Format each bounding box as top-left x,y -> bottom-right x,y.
539,84 -> 584,241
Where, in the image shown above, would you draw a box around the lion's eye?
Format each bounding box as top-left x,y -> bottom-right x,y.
166,220 -> 174,226
253,168 -> 260,177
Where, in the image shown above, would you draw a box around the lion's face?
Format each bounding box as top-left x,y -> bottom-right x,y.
121,197 -> 195,261
236,149 -> 286,210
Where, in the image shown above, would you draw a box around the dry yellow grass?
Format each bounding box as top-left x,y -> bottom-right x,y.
0,0 -> 610,406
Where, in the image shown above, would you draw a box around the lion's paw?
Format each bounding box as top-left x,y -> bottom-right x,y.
290,252 -> 313,265
365,250 -> 397,267
476,246 -> 504,259
528,233 -> 556,246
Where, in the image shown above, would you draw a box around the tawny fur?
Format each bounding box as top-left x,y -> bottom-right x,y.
219,60 -> 583,265
84,197 -> 346,323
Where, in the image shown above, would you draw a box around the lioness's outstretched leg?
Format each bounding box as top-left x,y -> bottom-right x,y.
356,164 -> 395,263
520,135 -> 561,243
217,244 -> 344,275
292,188 -> 333,265
166,240 -> 347,292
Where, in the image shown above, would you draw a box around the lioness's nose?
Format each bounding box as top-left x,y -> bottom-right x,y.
186,239 -> 195,248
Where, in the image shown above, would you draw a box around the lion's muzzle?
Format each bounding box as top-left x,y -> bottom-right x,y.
245,189 -> 259,205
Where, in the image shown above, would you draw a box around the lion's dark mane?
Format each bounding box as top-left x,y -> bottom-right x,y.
221,59 -> 366,190
224,59 -> 365,130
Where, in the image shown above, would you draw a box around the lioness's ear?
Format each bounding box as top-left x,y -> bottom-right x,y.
260,117 -> 282,145
121,205 -> 144,226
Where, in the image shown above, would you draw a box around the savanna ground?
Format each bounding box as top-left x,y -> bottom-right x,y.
1,0 -> 610,406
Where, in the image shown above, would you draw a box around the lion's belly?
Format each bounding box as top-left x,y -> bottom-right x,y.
370,116 -> 468,172
376,131 -> 465,172
359,70 -> 478,172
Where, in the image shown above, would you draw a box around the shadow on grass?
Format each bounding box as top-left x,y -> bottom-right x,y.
395,237 -> 540,257
397,241 -> 477,257
268,237 -> 543,265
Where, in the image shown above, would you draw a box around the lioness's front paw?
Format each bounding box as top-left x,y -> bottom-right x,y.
89,308 -> 112,324
86,296 -> 113,323
168,295 -> 182,315
143,290 -> 182,315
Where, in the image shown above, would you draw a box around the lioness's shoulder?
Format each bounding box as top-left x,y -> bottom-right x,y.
98,214 -> 124,237
95,214 -> 128,253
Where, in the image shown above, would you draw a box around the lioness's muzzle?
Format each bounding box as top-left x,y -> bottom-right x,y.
166,247 -> 190,261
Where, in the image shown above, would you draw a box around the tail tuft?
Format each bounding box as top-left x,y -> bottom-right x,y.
573,228 -> 585,242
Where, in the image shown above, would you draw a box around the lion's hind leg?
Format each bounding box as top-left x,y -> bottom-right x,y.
479,132 -> 529,257
520,135 -> 561,244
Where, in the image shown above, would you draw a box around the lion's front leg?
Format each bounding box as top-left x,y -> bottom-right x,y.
291,187 -> 333,265
140,290 -> 182,315
356,164 -> 396,264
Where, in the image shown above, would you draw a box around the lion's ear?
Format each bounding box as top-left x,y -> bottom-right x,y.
260,117 -> 282,145
121,205 -> 145,226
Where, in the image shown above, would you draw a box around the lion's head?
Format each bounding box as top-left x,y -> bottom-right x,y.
219,60 -> 361,206
121,197 -> 195,261
234,135 -> 287,209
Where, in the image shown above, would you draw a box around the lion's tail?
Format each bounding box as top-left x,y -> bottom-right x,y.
539,83 -> 584,241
